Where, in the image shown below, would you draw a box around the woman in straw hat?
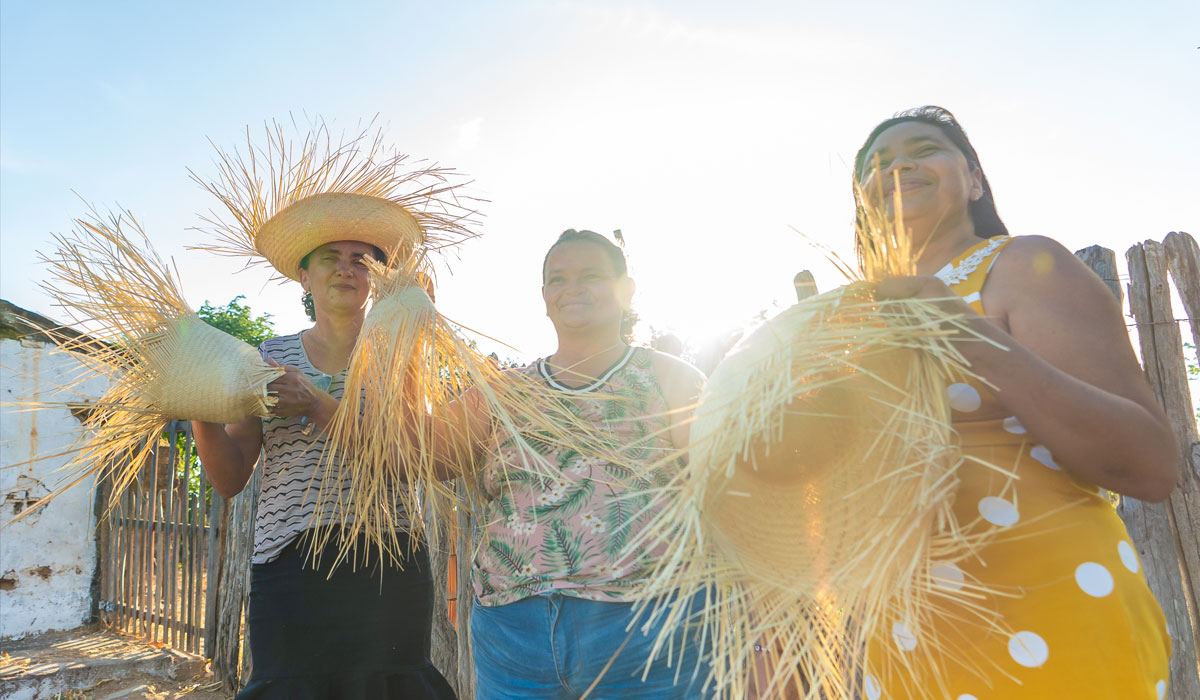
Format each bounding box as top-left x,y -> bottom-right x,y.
848,106 -> 1176,699
450,229 -> 710,699
191,194 -> 458,698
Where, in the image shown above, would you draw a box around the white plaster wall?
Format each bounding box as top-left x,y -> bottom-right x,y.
0,336 -> 107,639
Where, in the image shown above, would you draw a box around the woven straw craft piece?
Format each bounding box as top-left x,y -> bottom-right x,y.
625,183 -> 1016,699
18,208 -> 283,513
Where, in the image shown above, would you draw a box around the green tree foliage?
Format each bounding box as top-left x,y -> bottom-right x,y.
196,295 -> 275,347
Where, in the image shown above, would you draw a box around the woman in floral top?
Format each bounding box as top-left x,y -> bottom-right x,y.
465,229 -> 708,699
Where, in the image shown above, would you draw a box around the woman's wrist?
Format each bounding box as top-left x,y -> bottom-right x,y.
303,391 -> 338,429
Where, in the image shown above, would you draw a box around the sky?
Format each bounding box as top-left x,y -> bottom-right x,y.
2,0 -> 1198,364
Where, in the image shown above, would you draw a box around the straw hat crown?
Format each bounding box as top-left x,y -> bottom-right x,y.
257,192 -> 422,281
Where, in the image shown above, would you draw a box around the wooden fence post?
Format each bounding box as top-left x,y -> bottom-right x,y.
1075,245 -> 1124,302
456,483 -> 476,699
426,497 -> 460,693
210,465 -> 260,693
1125,236 -> 1200,698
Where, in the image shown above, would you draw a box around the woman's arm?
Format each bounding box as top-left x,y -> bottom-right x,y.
192,416 -> 263,499
425,383 -> 495,480
878,235 -> 1179,501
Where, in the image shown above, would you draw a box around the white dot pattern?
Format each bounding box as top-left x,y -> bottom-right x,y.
957,695 -> 979,700
893,622 -> 918,651
1156,679 -> 1167,699
1008,630 -> 1049,667
931,561 -> 966,591
1119,540 -> 1140,573
978,496 -> 1019,527
1075,562 -> 1114,597
948,383 -> 982,412
1030,445 -> 1060,470
1002,415 -> 1026,433
864,674 -> 882,700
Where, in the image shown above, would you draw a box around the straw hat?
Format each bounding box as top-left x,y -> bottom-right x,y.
192,119 -> 479,282
257,192 -> 424,281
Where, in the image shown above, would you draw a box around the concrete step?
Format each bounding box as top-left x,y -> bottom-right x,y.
0,627 -> 206,700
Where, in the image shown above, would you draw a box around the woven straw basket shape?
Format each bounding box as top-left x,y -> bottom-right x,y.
694,285 -> 958,594
258,192 -> 423,281
144,314 -> 283,423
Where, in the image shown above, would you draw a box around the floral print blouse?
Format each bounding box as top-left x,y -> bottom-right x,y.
472,347 -> 682,607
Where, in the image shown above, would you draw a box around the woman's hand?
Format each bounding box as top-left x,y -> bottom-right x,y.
265,359 -> 339,429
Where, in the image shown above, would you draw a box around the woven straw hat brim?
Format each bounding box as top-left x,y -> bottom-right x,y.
692,293 -> 950,586
257,192 -> 423,281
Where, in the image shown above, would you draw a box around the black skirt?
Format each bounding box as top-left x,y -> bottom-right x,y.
235,530 -> 458,700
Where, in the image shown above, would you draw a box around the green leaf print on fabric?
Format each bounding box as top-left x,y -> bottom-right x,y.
557,449 -> 580,472
601,394 -> 627,423
519,428 -> 561,457
476,569 -> 494,596
496,491 -> 516,520
543,519 -> 594,576
603,496 -> 634,558
487,536 -> 535,576
531,479 -> 596,518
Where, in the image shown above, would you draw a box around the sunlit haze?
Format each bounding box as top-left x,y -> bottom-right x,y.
2,1 -> 1197,364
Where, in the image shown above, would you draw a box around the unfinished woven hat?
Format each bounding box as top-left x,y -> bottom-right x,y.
192,119 -> 479,281
19,207 -> 283,513
626,189 -> 1015,700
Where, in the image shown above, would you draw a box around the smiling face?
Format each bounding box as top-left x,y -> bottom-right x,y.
542,240 -> 633,337
298,240 -> 379,319
859,121 -> 984,240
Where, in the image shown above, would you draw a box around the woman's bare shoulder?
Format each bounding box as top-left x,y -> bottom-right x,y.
985,234 -> 1118,311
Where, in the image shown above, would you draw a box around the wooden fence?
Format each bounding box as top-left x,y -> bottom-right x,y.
97,231 -> 1200,698
1087,231 -> 1200,700
97,421 -> 219,657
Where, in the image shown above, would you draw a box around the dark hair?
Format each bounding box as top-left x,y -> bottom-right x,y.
542,229 -> 638,344
853,106 -> 1008,240
541,229 -> 628,279
298,243 -> 386,322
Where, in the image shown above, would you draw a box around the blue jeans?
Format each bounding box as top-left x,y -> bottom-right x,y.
471,592 -> 710,699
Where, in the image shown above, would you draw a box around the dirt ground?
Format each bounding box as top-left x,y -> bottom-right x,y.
50,674 -> 232,700
0,627 -> 232,700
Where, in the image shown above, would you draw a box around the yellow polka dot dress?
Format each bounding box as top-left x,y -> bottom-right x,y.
864,236 -> 1171,700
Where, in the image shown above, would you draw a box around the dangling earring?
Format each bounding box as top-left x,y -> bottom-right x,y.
301,290 -> 316,321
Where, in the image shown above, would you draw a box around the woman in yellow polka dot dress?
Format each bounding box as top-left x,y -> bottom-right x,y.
853,107 -> 1177,699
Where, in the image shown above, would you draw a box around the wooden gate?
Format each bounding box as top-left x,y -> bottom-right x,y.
97,420 -> 220,656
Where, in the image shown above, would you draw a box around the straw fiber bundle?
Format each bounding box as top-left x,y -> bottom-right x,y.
310,254 -> 641,566
628,185 -> 1013,699
24,209 -> 283,509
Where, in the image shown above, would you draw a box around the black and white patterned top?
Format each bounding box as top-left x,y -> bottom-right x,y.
252,332 -> 408,564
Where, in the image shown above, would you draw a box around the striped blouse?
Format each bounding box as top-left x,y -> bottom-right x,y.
252,332 -> 408,564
